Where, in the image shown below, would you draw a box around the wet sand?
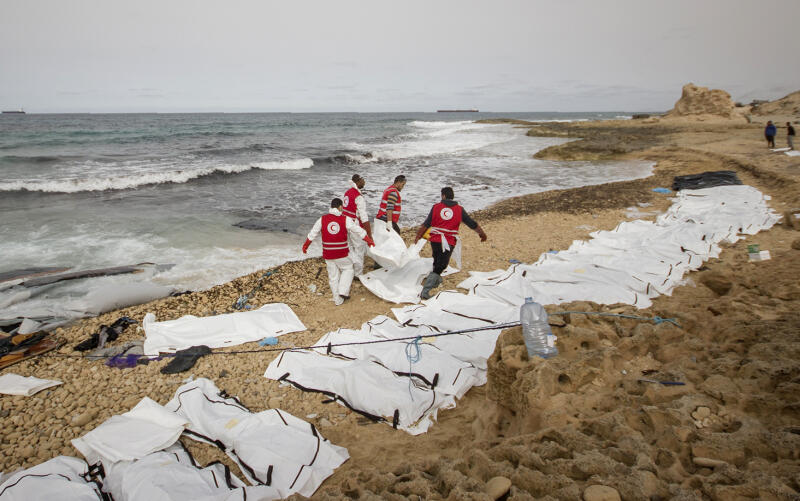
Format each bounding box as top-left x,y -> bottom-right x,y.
2,116 -> 800,500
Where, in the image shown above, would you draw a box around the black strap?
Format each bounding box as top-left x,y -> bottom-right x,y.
392,409 -> 400,429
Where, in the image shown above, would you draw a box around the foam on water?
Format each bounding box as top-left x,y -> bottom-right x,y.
347,121 -> 514,162
0,158 -> 313,193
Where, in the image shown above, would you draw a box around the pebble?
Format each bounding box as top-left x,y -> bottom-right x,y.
19,445 -> 35,458
485,476 -> 512,500
691,406 -> 711,420
583,485 -> 621,501
319,418 -> 333,427
71,411 -> 97,427
692,456 -> 727,468
674,427 -> 693,442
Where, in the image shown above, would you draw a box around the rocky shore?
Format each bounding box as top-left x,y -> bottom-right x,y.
2,104 -> 800,499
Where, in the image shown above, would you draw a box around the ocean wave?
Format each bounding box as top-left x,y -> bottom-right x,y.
251,158 -> 313,170
348,121 -> 513,162
0,154 -> 74,164
408,120 -> 474,129
0,158 -> 314,193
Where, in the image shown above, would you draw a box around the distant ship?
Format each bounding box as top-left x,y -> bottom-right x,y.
437,109 -> 478,113
2,108 -> 25,114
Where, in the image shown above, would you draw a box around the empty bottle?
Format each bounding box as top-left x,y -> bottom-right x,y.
520,297 -> 558,359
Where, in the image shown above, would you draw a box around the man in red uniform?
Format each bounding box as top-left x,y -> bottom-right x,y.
303,198 -> 374,305
414,187 -> 487,299
375,175 -> 406,234
342,174 -> 372,276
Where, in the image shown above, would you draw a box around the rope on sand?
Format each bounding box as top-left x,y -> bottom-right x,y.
43,309 -> 680,361
232,271 -> 275,311
550,310 -> 682,328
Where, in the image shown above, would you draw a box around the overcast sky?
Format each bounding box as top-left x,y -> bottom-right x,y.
2,0 -> 798,113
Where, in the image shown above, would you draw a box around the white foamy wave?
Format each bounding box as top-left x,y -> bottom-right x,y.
360,122 -> 514,161
408,120 -> 474,129
0,158 -> 313,193
251,158 -> 314,170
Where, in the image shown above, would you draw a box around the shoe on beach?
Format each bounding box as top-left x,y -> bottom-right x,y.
420,272 -> 441,300
334,296 -> 344,306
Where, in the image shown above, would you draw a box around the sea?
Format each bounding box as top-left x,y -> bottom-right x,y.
0,112 -> 653,326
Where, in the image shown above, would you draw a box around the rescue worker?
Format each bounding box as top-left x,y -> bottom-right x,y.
303,198 -> 375,305
342,174 -> 372,276
376,175 -> 406,234
414,187 -> 487,299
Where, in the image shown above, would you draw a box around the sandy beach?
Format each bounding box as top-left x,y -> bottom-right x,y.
2,105 -> 800,499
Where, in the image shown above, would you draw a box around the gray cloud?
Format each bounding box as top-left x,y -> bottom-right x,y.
1,0 -> 798,112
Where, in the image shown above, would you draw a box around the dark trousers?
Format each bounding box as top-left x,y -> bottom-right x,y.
430,241 -> 453,275
766,135 -> 775,147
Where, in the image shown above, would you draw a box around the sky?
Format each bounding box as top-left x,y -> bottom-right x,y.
2,0 -> 799,113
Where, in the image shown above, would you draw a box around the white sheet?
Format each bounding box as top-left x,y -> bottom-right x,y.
102,443 -> 284,501
0,456 -> 102,501
313,325 -> 484,398
165,378 -> 349,497
143,303 -> 306,355
265,350 -> 455,435
71,397 -> 188,465
366,221 -> 422,269
0,374 -> 62,396
459,185 -> 779,309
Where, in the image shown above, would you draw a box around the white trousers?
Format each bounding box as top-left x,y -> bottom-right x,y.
326,257 -> 354,300
348,234 -> 367,276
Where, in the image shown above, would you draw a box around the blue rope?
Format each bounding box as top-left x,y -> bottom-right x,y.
233,271 -> 275,310
551,310 -> 681,328
405,336 -> 422,400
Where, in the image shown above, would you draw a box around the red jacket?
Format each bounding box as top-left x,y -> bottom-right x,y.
376,185 -> 401,223
429,202 -> 462,246
321,213 -> 349,259
342,186 -> 360,220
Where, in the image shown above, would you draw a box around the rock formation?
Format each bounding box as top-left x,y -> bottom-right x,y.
666,83 -> 737,118
750,90 -> 800,116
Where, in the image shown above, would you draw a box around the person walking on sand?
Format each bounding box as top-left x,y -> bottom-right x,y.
376,175 -> 406,234
414,187 -> 487,299
303,198 -> 374,305
765,121 -> 777,148
787,122 -> 795,150
342,174 -> 372,276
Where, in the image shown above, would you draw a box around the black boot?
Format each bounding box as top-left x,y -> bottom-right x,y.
420,272 -> 441,300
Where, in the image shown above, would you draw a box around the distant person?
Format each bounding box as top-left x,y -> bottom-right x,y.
342,174 -> 372,276
414,187 -> 487,299
303,198 -> 374,306
765,121 -> 777,148
376,175 -> 406,234
787,122 -> 795,150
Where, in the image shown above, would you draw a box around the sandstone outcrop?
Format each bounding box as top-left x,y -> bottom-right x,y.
666,83 -> 737,118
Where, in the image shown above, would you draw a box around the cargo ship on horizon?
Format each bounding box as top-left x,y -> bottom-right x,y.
2,108 -> 25,114
436,109 -> 478,113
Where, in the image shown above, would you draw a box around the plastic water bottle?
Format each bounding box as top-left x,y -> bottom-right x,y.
520,297 -> 558,359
